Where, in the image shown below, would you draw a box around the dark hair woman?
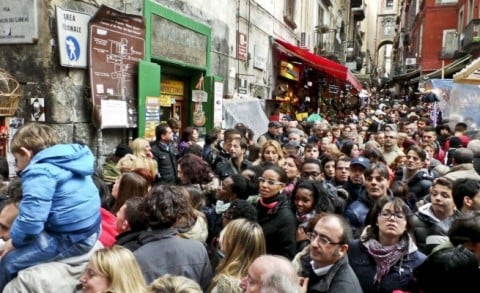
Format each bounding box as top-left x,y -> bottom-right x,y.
256,164 -> 296,260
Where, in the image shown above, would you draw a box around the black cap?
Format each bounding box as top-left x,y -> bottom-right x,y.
115,144 -> 132,158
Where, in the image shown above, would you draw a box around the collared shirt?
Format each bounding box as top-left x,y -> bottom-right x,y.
310,260 -> 334,276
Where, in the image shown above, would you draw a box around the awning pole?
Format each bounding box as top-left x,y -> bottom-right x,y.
441,60 -> 445,79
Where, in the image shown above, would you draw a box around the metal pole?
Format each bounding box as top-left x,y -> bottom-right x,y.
96,128 -> 103,171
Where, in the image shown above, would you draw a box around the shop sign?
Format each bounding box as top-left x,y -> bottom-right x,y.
56,7 -> 91,68
0,0 -> 38,44
238,32 -> 248,61
159,95 -> 172,106
89,5 -> 145,129
254,43 -> 267,70
161,80 -> 184,95
280,61 -> 300,81
151,15 -> 207,67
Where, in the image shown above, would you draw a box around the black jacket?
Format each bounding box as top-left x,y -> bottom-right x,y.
150,141 -> 177,184
257,193 -> 297,260
115,230 -> 142,252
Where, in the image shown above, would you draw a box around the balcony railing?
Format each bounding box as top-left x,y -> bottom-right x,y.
463,19 -> 480,50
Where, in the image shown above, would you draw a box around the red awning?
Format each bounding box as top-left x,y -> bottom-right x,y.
273,38 -> 363,92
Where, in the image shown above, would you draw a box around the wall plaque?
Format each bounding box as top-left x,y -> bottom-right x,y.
151,14 -> 207,67
0,0 -> 38,44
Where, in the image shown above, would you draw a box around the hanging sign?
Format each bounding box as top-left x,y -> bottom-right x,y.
192,90 -> 208,102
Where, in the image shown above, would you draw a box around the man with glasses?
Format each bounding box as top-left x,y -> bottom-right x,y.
382,130 -> 404,166
297,213 -> 362,292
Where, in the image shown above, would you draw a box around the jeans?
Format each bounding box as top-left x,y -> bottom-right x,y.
0,230 -> 99,291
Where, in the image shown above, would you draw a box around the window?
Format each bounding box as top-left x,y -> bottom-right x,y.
383,18 -> 394,36
386,0 -> 394,8
285,0 -> 295,19
442,30 -> 457,57
284,0 -> 297,29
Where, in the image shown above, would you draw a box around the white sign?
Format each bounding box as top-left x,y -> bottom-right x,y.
405,58 -> 417,65
56,6 -> 91,68
214,81 -> 223,125
0,0 -> 38,44
192,90 -> 208,102
100,99 -> 128,129
254,44 -> 267,70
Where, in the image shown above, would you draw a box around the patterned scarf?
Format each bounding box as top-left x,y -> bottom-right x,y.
364,237 -> 406,284
296,210 -> 315,228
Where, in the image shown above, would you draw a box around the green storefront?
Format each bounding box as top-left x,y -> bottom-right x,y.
138,0 -> 222,140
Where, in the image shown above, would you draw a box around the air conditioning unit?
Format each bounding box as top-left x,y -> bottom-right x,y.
299,32 -> 311,50
405,58 -> 416,65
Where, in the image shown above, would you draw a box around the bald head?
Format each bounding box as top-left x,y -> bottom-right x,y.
240,255 -> 300,293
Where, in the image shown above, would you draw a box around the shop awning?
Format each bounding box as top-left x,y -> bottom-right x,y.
273,38 -> 363,92
409,54 -> 472,84
453,56 -> 480,85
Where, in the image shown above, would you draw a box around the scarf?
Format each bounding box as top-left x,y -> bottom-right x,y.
296,210 -> 315,228
364,237 -> 406,284
259,194 -> 280,214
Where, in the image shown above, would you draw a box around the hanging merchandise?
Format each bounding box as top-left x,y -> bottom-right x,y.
0,69 -> 21,117
193,74 -> 207,127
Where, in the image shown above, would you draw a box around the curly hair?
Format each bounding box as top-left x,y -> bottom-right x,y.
178,153 -> 214,185
143,185 -> 191,230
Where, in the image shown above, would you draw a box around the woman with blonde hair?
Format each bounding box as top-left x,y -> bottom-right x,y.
79,245 -> 146,293
253,139 -> 285,167
148,275 -> 202,293
116,137 -> 158,178
208,218 -> 266,293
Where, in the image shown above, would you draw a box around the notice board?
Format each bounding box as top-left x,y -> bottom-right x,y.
89,5 -> 145,129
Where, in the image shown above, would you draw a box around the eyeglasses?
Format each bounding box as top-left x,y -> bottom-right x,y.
306,231 -> 343,246
258,177 -> 284,186
379,211 -> 406,220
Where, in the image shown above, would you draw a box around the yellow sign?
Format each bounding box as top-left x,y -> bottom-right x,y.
161,80 -> 184,95
159,95 -> 172,107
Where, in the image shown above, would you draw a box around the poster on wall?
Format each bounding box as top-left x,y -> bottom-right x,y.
89,5 -> 145,129
144,97 -> 160,141
213,81 -> 223,126
6,117 -> 24,178
56,6 -> 91,68
0,0 -> 38,44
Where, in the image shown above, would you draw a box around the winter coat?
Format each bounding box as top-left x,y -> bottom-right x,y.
443,163 -> 480,182
348,235 -> 426,293
297,247 -> 364,293
344,189 -> 394,236
11,144 -> 101,248
410,203 -> 462,254
256,193 -> 297,260
150,140 -> 177,184
393,168 -> 433,202
134,227 -> 213,291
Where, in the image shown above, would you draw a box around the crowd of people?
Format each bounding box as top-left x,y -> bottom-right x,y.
0,95 -> 480,292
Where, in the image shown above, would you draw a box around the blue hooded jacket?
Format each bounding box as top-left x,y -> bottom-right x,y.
10,144 -> 101,248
